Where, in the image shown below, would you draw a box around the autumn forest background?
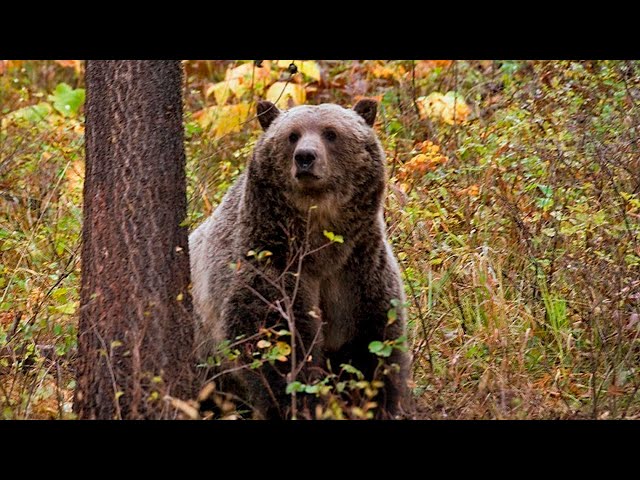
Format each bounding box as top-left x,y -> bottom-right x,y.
1,60 -> 639,419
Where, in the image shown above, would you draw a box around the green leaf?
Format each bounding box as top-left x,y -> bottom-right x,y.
340,363 -> 364,380
286,381 -> 305,394
3,102 -> 53,125
304,384 -> 320,394
369,340 -> 393,357
256,250 -> 272,260
379,344 -> 393,357
537,184 -> 553,197
392,339 -> 408,353
51,288 -> 68,301
250,359 -> 262,369
387,308 -> 397,325
535,197 -> 554,210
55,302 -> 76,315
368,341 -> 384,354
394,335 -> 408,344
48,83 -> 85,117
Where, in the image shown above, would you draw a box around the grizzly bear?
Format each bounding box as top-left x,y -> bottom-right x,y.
189,99 -> 409,419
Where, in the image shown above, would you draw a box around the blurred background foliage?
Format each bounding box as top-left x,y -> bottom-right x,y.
1,60 -> 639,419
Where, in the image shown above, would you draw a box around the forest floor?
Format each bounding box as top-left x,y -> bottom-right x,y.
1,60 -> 639,419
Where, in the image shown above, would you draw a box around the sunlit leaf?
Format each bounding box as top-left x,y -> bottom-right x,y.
417,91 -> 470,125
265,82 -> 306,109
205,82 -> 232,106
192,103 -> 251,137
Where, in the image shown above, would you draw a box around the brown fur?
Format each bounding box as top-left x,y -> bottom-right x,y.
189,100 -> 409,419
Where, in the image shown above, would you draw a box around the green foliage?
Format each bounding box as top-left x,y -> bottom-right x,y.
48,83 -> 85,117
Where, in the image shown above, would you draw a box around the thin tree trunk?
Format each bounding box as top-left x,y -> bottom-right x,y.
74,60 -> 194,419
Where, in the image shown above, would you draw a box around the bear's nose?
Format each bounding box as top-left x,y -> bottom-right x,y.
294,149 -> 316,171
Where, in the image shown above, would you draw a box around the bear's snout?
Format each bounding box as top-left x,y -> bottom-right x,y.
291,135 -> 326,184
294,149 -> 317,175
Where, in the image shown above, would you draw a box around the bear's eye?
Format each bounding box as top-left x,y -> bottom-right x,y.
288,132 -> 300,144
323,129 -> 337,142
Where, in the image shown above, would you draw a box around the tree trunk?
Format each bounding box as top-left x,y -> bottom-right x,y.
74,60 -> 194,419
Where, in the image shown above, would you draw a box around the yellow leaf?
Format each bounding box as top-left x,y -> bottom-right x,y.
371,64 -> 396,79
417,91 -> 470,125
193,103 -> 251,137
276,341 -> 291,356
276,60 -> 321,81
265,82 -> 306,109
299,62 -> 321,81
204,62 -> 272,105
205,81 -> 233,105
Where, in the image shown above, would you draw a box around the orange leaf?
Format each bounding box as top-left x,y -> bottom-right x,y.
55,60 -> 83,75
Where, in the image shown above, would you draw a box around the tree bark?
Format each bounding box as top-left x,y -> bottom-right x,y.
74,60 -> 194,419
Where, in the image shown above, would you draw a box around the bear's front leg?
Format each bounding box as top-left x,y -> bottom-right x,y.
224,271 -> 324,419
325,253 -> 410,419
329,313 -> 408,418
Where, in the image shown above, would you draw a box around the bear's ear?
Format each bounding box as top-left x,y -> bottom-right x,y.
353,99 -> 378,127
256,101 -> 280,131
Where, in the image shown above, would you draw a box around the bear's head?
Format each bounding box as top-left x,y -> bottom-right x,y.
251,99 -> 385,214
